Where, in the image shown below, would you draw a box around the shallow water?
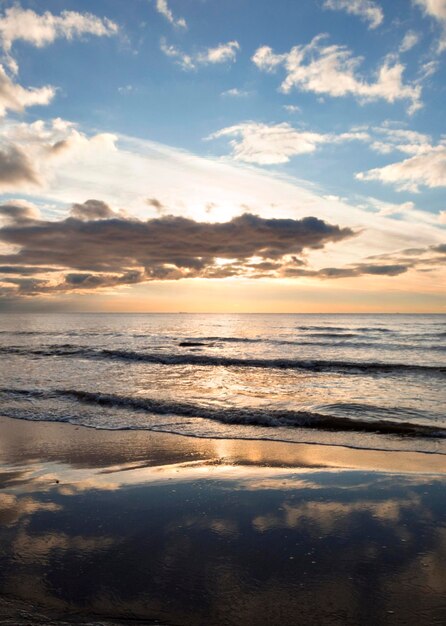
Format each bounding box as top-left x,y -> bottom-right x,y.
0,418 -> 445,626
0,313 -> 445,453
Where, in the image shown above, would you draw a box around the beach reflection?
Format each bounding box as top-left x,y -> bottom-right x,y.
0,417 -> 445,625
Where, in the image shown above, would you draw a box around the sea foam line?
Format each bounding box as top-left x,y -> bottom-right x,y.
0,345 -> 444,376
2,388 -> 445,438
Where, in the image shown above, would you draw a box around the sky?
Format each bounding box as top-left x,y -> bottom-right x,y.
0,0 -> 445,313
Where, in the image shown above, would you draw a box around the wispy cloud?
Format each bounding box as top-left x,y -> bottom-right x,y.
323,0 -> 384,29
356,124 -> 446,191
0,6 -> 118,73
283,104 -> 302,114
0,64 -> 55,117
252,34 -> 421,114
155,0 -> 187,29
413,0 -> 446,52
207,122 -> 369,164
356,145 -> 446,191
221,88 -> 251,98
161,39 -> 240,70
399,31 -> 420,53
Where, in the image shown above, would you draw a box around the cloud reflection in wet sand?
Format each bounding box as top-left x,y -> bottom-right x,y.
0,428 -> 445,625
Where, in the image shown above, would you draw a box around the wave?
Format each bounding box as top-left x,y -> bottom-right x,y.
1,345 -> 444,375
2,388 -> 445,439
179,337 -> 446,351
197,333 -> 360,341
295,326 -> 392,332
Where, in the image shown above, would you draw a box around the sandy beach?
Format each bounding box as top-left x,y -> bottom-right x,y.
0,415 -> 445,625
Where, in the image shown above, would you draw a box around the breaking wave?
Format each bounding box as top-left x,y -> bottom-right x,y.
1,388 -> 445,439
1,345 -> 444,375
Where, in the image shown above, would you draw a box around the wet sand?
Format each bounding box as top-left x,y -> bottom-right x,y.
0,415 -> 445,625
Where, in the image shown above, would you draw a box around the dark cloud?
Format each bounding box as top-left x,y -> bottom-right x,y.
282,263 -> 409,279
70,199 -> 116,221
0,201 -> 357,295
0,204 -> 354,270
0,265 -> 59,275
0,145 -> 40,190
62,270 -> 144,290
2,199 -> 443,298
2,276 -> 49,294
355,263 -> 408,276
0,202 -> 40,224
146,198 -> 166,214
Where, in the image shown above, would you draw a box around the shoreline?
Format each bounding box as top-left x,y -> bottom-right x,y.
1,414 -> 445,473
0,415 -> 445,625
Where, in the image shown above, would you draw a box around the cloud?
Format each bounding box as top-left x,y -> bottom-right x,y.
0,64 -> 55,116
368,125 -> 432,156
439,211 -> 446,223
155,0 -> 187,29
282,262 -> 410,279
362,197 -> 416,216
0,201 -> 40,224
70,199 -> 117,220
0,118 -> 117,192
207,122 -> 369,164
252,35 -> 421,113
355,123 -> 446,191
0,6 -> 118,61
413,0 -> 446,52
0,145 -> 40,190
0,117 -> 442,281
356,145 -> 446,191
161,39 -> 240,70
0,204 -> 355,295
323,0 -> 384,29
221,88 -> 251,98
281,240 -> 446,280
283,105 -> 302,114
0,265 -> 59,275
400,31 -> 420,53
146,197 -> 166,213
432,243 -> 446,253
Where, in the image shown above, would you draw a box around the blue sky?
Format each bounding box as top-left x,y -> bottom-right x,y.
0,0 -> 445,311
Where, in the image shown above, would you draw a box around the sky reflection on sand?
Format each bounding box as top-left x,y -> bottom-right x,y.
0,417 -> 445,626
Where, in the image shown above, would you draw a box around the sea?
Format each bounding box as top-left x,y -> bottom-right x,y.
0,313 -> 445,455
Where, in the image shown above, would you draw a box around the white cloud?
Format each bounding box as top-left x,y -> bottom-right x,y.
155,0 -> 187,29
323,0 -> 384,29
0,118 -> 117,192
0,64 -> 55,117
252,35 -> 421,114
364,197 -> 416,216
413,0 -> 446,51
205,42 -> 239,64
283,104 -> 302,114
438,210 -> 446,223
356,124 -> 446,191
0,6 -> 118,73
369,126 -> 433,155
221,88 -> 251,97
161,39 -> 240,70
0,117 -> 444,283
207,122 -> 369,164
118,85 -> 135,95
356,145 -> 446,191
418,59 -> 439,79
400,31 -> 420,52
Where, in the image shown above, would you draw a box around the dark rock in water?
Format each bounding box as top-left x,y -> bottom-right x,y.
178,341 -> 206,347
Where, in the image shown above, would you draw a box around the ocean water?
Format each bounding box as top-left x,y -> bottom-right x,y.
0,313 -> 445,454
